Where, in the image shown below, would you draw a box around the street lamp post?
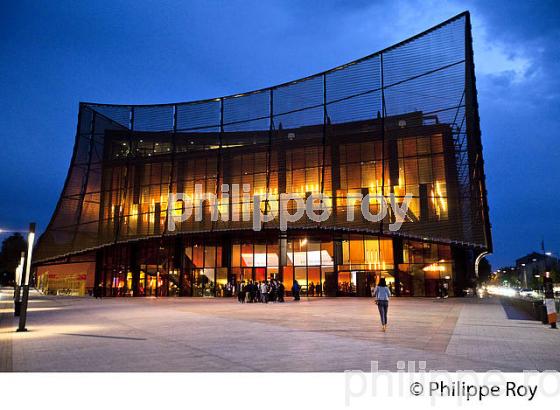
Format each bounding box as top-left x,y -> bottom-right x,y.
13,251 -> 25,316
17,222 -> 36,332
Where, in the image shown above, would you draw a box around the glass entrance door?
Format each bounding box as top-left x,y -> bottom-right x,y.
241,267 -> 253,283
356,271 -> 376,297
254,267 -> 266,283
193,268 -> 215,297
337,271 -> 355,296
338,270 -> 393,296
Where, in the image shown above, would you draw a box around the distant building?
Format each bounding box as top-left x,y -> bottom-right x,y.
516,252 -> 559,286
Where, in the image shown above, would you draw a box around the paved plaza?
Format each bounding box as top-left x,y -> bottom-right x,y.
1,287 -> 559,372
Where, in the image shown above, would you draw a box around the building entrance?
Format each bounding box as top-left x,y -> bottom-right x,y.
338,270 -> 395,296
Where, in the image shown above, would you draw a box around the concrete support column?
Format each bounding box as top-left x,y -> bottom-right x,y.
173,236 -> 184,296
278,232 -> 287,282
451,246 -> 474,297
94,249 -> 104,297
130,243 -> 140,297
392,237 -> 403,296
326,234 -> 342,297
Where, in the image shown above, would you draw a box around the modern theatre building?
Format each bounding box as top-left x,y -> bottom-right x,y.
34,12 -> 491,298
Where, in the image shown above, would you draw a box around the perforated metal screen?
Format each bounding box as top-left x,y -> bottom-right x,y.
35,12 -> 491,263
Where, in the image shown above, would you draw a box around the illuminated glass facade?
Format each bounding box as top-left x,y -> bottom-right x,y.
34,12 -> 491,297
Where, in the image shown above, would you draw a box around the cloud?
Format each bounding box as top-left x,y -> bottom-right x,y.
472,22 -> 532,84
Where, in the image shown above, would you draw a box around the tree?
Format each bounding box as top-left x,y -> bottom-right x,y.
552,268 -> 560,283
0,233 -> 27,285
499,266 -> 521,287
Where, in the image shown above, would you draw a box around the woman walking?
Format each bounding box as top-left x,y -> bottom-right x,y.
373,278 -> 391,331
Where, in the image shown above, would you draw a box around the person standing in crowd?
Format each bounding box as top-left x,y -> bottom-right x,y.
269,280 -> 277,302
373,278 -> 391,331
260,281 -> 268,303
94,283 -> 103,299
278,281 -> 285,302
252,280 -> 258,303
255,281 -> 261,302
292,280 -> 301,301
246,281 -> 253,303
266,280 -> 271,303
237,281 -> 246,303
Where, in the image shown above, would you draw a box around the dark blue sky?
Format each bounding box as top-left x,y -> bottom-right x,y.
1,1 -> 558,267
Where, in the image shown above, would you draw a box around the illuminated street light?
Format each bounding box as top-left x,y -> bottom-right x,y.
13,251 -> 25,316
14,255 -> 23,287
17,222 -> 36,332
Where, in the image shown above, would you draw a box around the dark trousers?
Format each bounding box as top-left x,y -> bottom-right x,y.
377,300 -> 388,325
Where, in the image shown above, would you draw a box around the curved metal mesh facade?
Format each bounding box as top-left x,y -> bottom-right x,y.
35,12 -> 491,264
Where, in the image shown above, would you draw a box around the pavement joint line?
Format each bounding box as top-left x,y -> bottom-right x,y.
60,333 -> 147,341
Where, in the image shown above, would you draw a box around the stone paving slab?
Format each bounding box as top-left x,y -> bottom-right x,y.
1,288 -> 559,372
0,289 -> 13,371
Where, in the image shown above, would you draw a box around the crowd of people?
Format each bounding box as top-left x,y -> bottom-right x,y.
228,279 -> 303,303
